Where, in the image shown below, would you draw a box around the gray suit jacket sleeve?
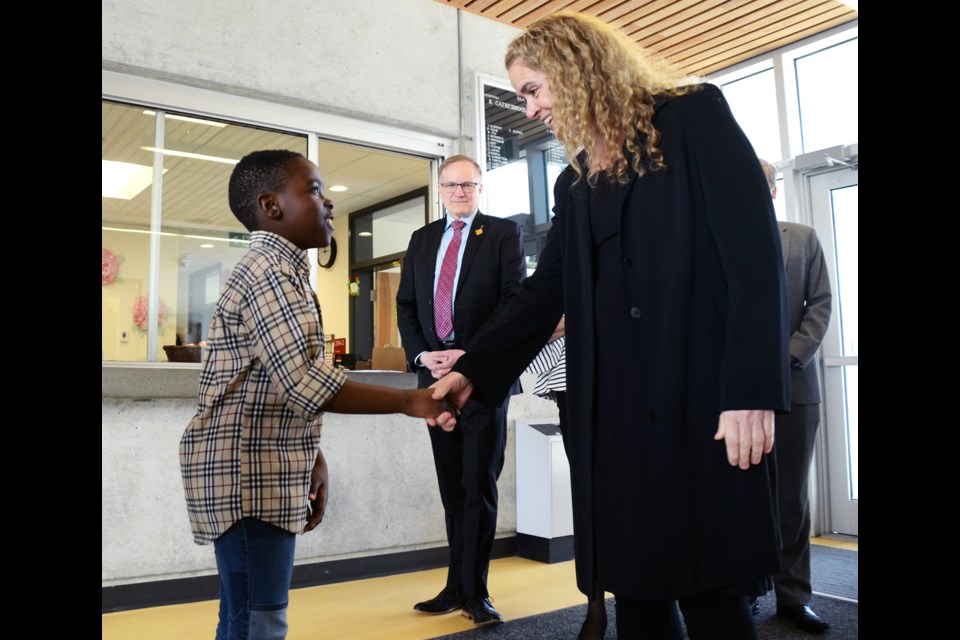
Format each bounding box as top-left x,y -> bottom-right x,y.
782,222 -> 832,403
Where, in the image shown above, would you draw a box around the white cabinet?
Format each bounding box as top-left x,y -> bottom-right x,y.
515,418 -> 574,562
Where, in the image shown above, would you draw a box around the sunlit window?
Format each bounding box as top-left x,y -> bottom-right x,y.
718,66 -> 782,163
102,101 -> 307,362
795,38 -> 859,152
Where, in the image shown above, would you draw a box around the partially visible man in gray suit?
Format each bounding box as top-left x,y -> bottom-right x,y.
760,160 -> 833,634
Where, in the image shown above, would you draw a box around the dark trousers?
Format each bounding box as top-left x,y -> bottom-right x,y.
616,592 -> 757,640
427,396 -> 508,598
773,402 -> 821,605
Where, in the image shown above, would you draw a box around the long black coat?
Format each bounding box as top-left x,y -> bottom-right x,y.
456,84 -> 790,599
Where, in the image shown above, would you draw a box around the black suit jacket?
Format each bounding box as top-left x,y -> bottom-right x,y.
396,211 -> 525,392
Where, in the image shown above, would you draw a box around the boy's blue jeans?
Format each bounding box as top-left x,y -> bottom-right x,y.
214,518 -> 296,640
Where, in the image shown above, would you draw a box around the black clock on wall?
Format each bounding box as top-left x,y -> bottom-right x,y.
318,237 -> 337,269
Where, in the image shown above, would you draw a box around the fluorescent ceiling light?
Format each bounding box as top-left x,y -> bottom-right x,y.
329,185 -> 348,192
358,231 -> 373,237
102,160 -> 160,200
102,226 -> 251,245
142,110 -> 227,128
141,146 -> 239,165
200,243 -> 214,248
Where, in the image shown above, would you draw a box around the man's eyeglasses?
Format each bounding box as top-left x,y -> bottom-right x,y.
440,181 -> 479,193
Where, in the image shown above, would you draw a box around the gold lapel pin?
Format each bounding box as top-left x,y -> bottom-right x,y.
475,227 -> 484,236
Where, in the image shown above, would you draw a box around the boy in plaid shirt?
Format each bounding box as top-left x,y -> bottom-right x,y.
180,150 -> 450,640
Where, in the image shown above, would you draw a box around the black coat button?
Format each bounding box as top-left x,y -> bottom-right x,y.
647,411 -> 658,423
623,258 -> 634,268
630,306 -> 642,318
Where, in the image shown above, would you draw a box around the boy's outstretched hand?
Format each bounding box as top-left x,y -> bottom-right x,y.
403,388 -> 458,432
304,448 -> 329,533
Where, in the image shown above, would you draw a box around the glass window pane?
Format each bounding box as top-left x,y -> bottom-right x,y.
485,160 -> 531,219
795,38 -> 859,152
158,117 -> 306,360
831,184 -> 858,357
102,102 -> 157,362
102,100 -> 307,362
719,68 -> 782,162
481,83 -> 562,276
351,192 -> 427,264
843,364 -> 859,500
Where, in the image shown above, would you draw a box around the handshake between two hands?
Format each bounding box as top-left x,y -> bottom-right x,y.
400,370 -> 472,433
416,349 -> 470,431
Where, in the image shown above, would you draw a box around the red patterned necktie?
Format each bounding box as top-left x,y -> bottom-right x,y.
434,220 -> 466,340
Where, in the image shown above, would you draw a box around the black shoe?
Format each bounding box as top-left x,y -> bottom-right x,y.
461,597 -> 504,627
777,604 -> 830,633
413,587 -> 466,614
749,597 -> 760,616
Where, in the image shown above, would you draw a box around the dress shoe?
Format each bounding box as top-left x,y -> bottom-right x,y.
461,597 -> 504,627
749,597 -> 760,616
413,587 -> 466,614
776,604 -> 830,633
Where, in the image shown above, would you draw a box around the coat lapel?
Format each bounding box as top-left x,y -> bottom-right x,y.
455,211 -> 485,298
418,219 -> 446,310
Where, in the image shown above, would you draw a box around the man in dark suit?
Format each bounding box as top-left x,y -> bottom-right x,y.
761,160 -> 833,634
396,155 -> 525,627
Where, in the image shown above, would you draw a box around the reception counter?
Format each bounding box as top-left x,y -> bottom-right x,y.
101,363 -> 558,608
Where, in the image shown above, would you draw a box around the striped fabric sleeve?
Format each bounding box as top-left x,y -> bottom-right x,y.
526,337 -> 566,397
526,337 -> 564,376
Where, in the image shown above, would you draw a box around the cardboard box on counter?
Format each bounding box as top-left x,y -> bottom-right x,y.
371,346 -> 407,372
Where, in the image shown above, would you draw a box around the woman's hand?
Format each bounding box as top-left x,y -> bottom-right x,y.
714,410 -> 774,469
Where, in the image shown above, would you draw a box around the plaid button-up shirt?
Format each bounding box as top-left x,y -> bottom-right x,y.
179,231 -> 347,544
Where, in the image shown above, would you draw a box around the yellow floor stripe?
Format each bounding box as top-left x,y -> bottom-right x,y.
103,537 -> 856,639
811,536 -> 859,552
103,556 -> 589,640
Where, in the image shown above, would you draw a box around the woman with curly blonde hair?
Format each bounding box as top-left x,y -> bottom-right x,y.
433,11 -> 789,640
505,11 -> 693,186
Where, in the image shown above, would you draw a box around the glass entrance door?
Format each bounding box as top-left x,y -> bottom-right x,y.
809,167 -> 859,535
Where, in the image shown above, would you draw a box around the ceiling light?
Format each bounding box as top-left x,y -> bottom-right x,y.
140,146 -> 239,165
102,226 -> 250,246
142,110 -> 227,128
358,231 -> 373,237
102,160 -> 161,200
200,243 -> 214,248
329,185 -> 348,192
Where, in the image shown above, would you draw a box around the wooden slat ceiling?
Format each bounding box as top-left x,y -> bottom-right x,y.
437,0 -> 857,75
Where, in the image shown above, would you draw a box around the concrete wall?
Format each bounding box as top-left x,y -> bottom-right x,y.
101,0 -> 521,150
102,368 -> 558,585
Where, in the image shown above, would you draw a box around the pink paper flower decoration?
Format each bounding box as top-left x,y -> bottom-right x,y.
102,247 -> 119,285
132,296 -> 168,331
